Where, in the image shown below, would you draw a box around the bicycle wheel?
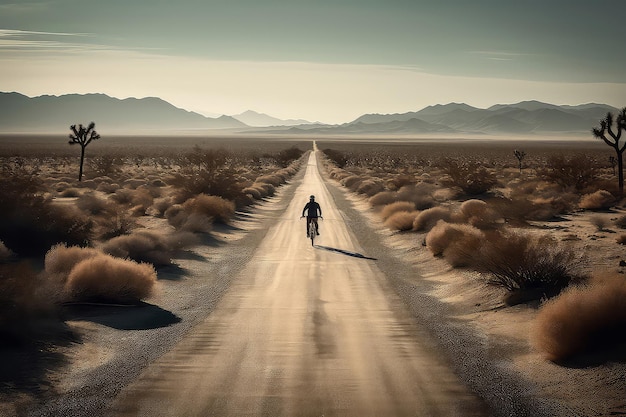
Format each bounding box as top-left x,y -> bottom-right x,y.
309,222 -> 316,246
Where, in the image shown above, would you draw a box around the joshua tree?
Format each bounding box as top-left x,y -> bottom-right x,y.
68,122 -> 101,181
513,149 -> 526,174
592,108 -> 626,194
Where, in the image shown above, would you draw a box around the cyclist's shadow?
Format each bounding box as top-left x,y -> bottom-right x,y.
315,245 -> 377,260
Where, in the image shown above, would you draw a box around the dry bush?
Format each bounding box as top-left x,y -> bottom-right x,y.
96,182 -> 119,194
54,181 -> 72,192
44,244 -> 101,277
413,206 -> 453,232
242,186 -> 263,200
150,197 -> 174,217
76,192 -> 116,216
396,184 -> 436,210
65,254 -> 157,303
97,212 -> 138,240
380,201 -> 416,220
59,187 -> 82,198
616,234 -> 626,245
438,158 -> 498,195
256,174 -> 283,187
425,220 -> 483,258
101,230 -> 198,266
356,179 -> 385,197
341,175 -> 363,190
0,164 -> 92,255
459,199 -> 502,229
541,153 -> 599,190
369,191 -> 397,207
589,215 -> 609,232
533,272 -> 626,362
473,232 -> 585,302
384,211 -> 420,231
0,262 -> 58,342
579,190 -> 616,210
323,149 -> 348,168
182,194 -> 236,224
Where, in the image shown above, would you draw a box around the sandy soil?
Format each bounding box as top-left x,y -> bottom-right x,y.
5,147 -> 626,416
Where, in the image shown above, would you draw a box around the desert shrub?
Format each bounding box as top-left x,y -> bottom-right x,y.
387,175 -> 415,191
380,201 -> 416,220
182,194 -> 236,224
473,232 -> 585,302
589,215 -> 609,232
76,192 -> 116,216
616,234 -> 626,245
438,158 -> 498,195
256,182 -> 275,197
356,179 -> 385,197
459,199 -> 502,229
541,153 -> 599,190
96,182 -> 119,194
396,184 -> 436,210
369,191 -> 398,207
341,175 -> 363,190
97,212 -> 138,240
274,146 -> 305,167
54,181 -> 72,192
89,154 -> 122,178
44,244 -> 101,277
256,174 -> 283,187
413,206 -> 453,232
101,230 -> 198,265
384,211 -> 420,231
579,190 -> 615,210
65,254 -> 157,303
323,149 -> 348,168
533,272 -> 626,362
166,205 -> 213,233
242,186 -> 263,200
0,262 -> 58,342
59,187 -> 82,198
425,220 -> 483,258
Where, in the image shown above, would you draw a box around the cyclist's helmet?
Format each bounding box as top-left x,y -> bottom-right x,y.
310,195 -> 315,200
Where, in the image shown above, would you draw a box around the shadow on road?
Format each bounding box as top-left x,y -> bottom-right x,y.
62,301 -> 181,330
316,245 -> 377,260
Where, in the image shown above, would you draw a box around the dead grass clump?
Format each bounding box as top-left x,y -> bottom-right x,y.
54,181 -> 72,192
425,220 -> 483,258
101,230 -> 198,265
96,182 -> 119,194
369,191 -> 397,207
44,244 -> 101,277
413,206 -> 453,232
380,201 -> 416,220
356,179 -> 385,197
396,184 -> 437,210
533,272 -> 626,362
243,186 -> 263,200
76,192 -> 115,216
616,234 -> 626,245
474,232 -> 585,303
579,190 -> 616,210
65,254 -> 157,303
256,174 -> 283,187
384,211 -> 420,231
341,175 -> 363,190
183,194 -> 235,224
459,199 -> 502,229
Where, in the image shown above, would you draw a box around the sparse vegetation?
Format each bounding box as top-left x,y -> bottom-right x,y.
533,272 -> 626,362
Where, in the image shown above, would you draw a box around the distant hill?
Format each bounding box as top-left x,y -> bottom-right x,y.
231,110 -> 313,127
334,101 -> 620,136
0,92 -> 247,133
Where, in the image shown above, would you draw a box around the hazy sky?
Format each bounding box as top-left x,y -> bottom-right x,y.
1,0 -> 625,124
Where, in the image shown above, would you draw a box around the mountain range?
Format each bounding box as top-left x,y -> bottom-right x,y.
0,92 -> 619,136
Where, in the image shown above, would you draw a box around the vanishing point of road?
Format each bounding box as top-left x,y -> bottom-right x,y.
111,148 -> 490,416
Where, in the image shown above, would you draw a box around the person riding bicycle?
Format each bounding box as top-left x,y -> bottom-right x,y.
302,195 -> 322,237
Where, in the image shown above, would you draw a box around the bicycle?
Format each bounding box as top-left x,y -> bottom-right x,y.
302,216 -> 323,246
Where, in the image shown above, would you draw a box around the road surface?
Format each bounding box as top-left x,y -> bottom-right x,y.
111,150 -> 490,416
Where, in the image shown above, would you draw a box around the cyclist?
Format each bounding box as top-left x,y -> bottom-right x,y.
301,195 -> 322,237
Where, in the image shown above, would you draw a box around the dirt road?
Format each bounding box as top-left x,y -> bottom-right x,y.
109,150 -> 489,416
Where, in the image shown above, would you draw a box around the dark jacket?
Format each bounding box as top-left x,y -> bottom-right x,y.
302,201 -> 321,218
